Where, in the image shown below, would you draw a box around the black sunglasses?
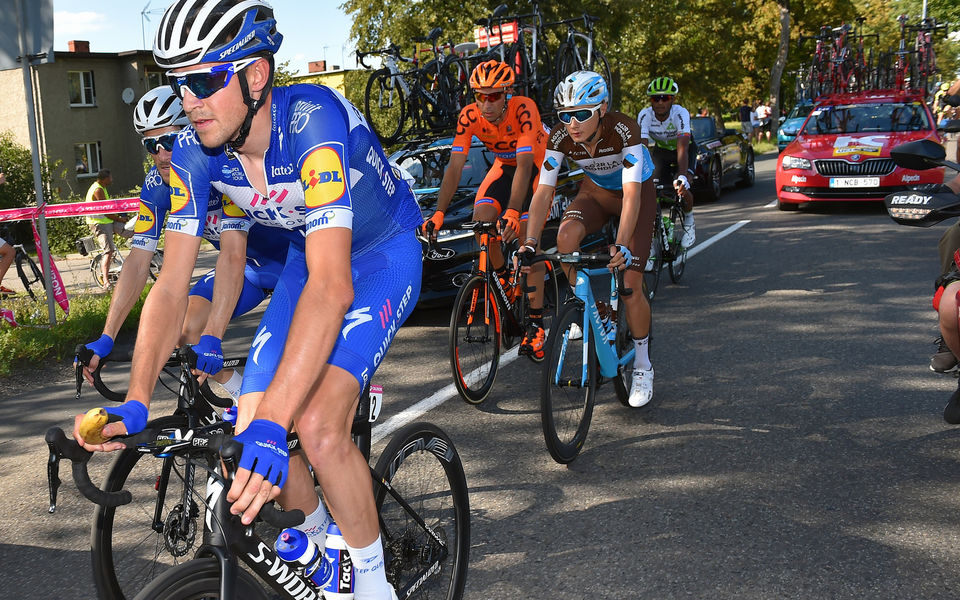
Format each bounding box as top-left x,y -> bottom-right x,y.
142,133 -> 178,154
650,95 -> 673,102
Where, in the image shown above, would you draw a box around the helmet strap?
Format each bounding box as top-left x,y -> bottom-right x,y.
226,56 -> 275,155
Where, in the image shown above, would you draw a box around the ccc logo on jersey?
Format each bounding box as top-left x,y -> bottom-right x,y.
302,147 -> 346,208
134,203 -> 157,234
170,169 -> 191,214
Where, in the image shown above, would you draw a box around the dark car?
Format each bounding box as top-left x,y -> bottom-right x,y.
391,137 -> 585,307
689,116 -> 755,201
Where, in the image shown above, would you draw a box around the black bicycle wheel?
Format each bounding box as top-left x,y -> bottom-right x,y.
668,206 -> 687,284
92,414 -> 207,600
364,68 -> 407,145
612,302 -> 634,407
129,557 -> 269,600
374,421 -> 470,600
554,43 -> 581,90
449,275 -> 501,405
643,211 -> 663,303
15,250 -> 44,301
587,49 -> 614,109
541,300 -> 597,464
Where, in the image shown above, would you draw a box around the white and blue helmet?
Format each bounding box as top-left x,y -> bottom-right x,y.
554,70 -> 608,109
134,86 -> 189,134
153,0 -> 283,70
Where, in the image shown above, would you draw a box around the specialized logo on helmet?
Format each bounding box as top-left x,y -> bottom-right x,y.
170,169 -> 191,213
302,147 -> 346,208
219,31 -> 257,60
134,203 -> 157,234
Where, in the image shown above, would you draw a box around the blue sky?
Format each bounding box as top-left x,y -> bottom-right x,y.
52,1 -> 356,75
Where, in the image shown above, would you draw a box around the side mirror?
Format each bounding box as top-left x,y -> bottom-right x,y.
941,119 -> 960,134
890,139 -> 946,170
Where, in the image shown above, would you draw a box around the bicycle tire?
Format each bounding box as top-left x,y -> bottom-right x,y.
587,49 -> 614,109
541,300 -> 597,464
668,206 -> 687,284
449,275 -> 501,405
374,421 -> 470,600
643,212 -> 663,303
92,414 -> 207,600
16,251 -> 44,301
129,556 -> 269,600
422,58 -> 461,131
554,43 -> 581,91
364,67 -> 407,145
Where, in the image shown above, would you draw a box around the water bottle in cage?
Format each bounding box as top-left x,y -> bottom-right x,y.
275,527 -> 335,590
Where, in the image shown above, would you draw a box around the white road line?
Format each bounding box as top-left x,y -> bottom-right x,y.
764,199 -> 778,208
374,219 -> 752,442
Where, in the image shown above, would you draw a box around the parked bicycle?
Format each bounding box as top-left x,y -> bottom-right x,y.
0,224 -> 46,300
644,181 -> 688,302
530,252 -> 635,463
48,345 -> 468,599
550,13 -> 613,109
448,220 -> 561,405
77,231 -> 163,289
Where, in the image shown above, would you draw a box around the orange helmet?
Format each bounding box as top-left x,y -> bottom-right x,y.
469,60 -> 515,90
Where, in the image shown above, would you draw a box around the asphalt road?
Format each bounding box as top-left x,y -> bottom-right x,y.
4,151 -> 960,599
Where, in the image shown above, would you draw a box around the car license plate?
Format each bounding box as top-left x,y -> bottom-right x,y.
829,177 -> 880,188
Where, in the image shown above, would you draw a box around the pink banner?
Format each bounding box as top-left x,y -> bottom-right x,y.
30,218 -> 69,315
0,197 -> 140,223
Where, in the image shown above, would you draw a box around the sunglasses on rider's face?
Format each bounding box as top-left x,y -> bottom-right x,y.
475,91 -> 505,103
650,95 -> 673,103
142,133 -> 178,154
557,104 -> 602,124
167,58 -> 258,100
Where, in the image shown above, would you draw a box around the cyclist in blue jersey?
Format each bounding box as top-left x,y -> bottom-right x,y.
76,86 -> 289,398
521,71 -> 658,408
73,2 -> 421,598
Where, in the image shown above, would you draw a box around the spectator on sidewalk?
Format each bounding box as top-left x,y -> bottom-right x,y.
85,168 -> 132,288
0,168 -> 14,297
738,100 -> 753,141
756,99 -> 772,142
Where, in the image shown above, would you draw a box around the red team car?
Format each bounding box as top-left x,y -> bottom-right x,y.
776,90 -> 944,211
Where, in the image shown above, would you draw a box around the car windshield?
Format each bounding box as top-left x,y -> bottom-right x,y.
789,104 -> 814,120
394,141 -> 495,190
803,102 -> 930,134
690,117 -> 717,141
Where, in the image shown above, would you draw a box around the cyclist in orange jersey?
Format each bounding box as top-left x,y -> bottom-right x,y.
422,59 -> 550,359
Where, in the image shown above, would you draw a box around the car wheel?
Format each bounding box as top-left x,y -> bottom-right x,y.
699,158 -> 722,202
738,150 -> 755,188
777,198 -> 799,211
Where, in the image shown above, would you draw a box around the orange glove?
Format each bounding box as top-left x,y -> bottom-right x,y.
500,208 -> 521,238
421,210 -> 444,236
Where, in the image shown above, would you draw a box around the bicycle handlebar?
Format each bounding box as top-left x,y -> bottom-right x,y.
44,422 -> 304,528
524,252 -> 634,297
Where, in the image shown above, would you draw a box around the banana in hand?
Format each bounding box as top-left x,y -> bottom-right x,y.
78,407 -> 110,444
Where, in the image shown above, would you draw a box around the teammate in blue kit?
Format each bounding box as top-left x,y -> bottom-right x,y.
76,86 -> 288,398
73,2 -> 421,598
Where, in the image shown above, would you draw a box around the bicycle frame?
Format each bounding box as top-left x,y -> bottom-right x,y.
564,266 -> 633,382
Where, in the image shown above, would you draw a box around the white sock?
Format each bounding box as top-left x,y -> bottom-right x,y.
633,336 -> 652,370
300,499 -> 331,548
220,369 -> 243,400
345,535 -> 393,600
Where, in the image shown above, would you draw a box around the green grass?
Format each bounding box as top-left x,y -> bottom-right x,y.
0,286 -> 149,377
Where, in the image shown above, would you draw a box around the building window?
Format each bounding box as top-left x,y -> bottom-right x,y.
74,141 -> 101,176
68,71 -> 96,106
145,71 -> 165,90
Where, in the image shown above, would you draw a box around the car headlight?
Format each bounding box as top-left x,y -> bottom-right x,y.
781,155 -> 811,170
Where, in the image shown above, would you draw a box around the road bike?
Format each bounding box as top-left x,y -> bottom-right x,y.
644,181 -> 688,302
48,345 -> 469,599
0,223 -> 46,300
550,13 -> 613,109
359,28 -> 469,146
530,252 -> 636,463
448,221 -> 561,405
77,233 -> 163,289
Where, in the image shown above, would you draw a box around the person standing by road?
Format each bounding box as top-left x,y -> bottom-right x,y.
0,167 -> 13,297
738,100 -> 754,140
84,168 -> 132,288
756,99 -> 772,142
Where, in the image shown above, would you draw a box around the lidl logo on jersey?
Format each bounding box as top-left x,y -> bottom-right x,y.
134,203 -> 157,234
170,169 -> 191,213
302,147 -> 346,208
222,194 -> 246,218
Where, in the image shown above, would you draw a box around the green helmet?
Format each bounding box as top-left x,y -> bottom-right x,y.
647,76 -> 679,96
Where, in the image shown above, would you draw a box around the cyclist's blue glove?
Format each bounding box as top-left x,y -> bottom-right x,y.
194,335 -> 224,376
103,400 -> 149,435
613,244 -> 634,267
233,419 -> 290,488
80,334 -> 114,362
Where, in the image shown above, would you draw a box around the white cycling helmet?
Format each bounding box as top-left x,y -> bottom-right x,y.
153,0 -> 283,70
134,86 -> 189,134
554,70 -> 609,109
